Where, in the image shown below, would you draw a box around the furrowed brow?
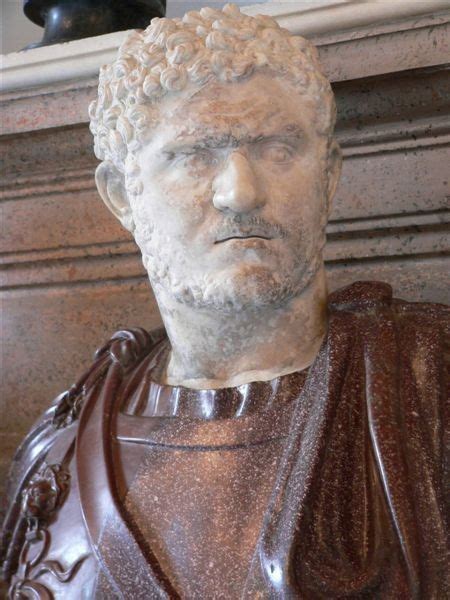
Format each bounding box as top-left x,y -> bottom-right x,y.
163,133 -> 234,152
163,124 -> 304,152
253,124 -> 305,141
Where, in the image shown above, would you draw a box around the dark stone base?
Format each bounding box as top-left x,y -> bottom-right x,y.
23,0 -> 166,49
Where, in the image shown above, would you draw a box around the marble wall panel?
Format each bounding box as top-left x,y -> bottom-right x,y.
1,189 -> 123,255
0,280 -> 160,435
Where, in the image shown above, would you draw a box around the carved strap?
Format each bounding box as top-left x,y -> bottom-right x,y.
76,329 -> 177,599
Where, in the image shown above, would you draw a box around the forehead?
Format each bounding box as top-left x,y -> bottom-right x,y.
148,73 -> 317,145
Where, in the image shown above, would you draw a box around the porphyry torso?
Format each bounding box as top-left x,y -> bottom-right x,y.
2,282 -> 449,599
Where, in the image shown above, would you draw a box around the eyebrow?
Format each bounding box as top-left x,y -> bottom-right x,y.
162,124 -> 305,153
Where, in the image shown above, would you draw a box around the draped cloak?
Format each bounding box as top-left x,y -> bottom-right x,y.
1,281 -> 449,599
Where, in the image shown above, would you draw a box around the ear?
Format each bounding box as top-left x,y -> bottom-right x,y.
326,139 -> 342,214
95,161 -> 135,233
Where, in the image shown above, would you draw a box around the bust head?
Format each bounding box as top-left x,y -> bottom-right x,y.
90,3 -> 341,313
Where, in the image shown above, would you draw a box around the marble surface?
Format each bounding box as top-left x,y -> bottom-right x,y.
90,4 -> 340,388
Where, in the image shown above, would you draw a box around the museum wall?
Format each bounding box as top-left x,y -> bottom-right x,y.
1,4 -> 449,515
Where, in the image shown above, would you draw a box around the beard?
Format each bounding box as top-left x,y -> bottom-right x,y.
134,220 -> 323,313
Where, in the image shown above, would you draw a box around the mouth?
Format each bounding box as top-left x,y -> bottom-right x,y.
214,235 -> 272,244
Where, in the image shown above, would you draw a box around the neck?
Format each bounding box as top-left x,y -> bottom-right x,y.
154,267 -> 328,389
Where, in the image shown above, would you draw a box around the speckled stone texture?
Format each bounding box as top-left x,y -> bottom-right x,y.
1,282 -> 448,597
1,8 -> 449,533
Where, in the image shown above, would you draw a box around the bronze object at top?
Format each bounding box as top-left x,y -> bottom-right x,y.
22,0 -> 166,49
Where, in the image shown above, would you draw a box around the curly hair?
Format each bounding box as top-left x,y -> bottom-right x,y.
89,3 -> 335,173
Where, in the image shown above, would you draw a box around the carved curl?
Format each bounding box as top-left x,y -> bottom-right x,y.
89,3 -> 336,173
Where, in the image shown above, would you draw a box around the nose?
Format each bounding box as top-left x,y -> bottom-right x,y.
212,151 -> 263,214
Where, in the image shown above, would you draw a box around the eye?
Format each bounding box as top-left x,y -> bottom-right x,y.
258,142 -> 296,163
191,150 -> 219,167
171,149 -> 219,169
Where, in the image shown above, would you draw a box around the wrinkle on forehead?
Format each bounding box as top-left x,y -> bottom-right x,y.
175,73 -> 316,116
145,75 -> 318,152
168,108 -> 287,144
179,94 -> 271,118
175,91 -> 299,128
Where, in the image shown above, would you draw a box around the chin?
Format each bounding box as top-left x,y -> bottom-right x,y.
226,266 -> 292,304
149,255 -> 321,312
171,268 -> 306,312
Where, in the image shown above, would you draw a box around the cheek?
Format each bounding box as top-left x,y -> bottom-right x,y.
135,170 -> 212,234
261,164 -> 326,224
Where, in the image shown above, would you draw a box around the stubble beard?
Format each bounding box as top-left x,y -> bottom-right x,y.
135,220 -> 323,313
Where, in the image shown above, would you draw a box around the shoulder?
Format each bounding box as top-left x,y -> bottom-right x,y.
1,326 -> 164,582
328,281 -> 449,363
328,280 -> 449,323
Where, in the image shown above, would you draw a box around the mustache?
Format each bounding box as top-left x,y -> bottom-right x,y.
213,215 -> 287,242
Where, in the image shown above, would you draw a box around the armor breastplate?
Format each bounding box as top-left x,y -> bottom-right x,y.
3,284 -> 449,599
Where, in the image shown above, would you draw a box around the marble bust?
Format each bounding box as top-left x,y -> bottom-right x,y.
1,4 -> 449,599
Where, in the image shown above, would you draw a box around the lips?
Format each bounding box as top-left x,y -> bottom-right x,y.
215,234 -> 271,244
213,219 -> 287,244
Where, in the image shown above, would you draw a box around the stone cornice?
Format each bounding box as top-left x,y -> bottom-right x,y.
1,0 -> 449,93
0,31 -> 128,95
244,0 -> 450,35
